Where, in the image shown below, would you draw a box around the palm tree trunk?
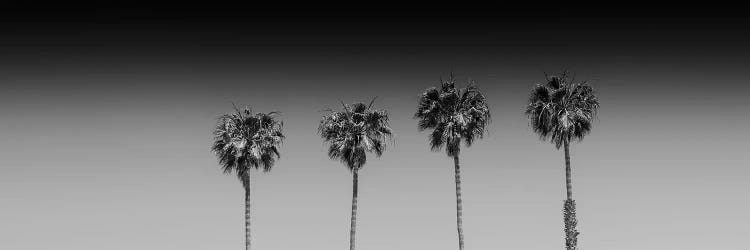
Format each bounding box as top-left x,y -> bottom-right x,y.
564,141 -> 572,200
350,169 -> 359,250
244,173 -> 252,250
563,141 -> 579,250
453,155 -> 465,250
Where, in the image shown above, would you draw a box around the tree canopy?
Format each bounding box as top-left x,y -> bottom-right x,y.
525,72 -> 600,149
319,100 -> 393,171
211,107 -> 285,187
415,74 -> 491,157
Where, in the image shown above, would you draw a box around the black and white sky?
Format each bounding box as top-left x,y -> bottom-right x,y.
1,4 -> 748,250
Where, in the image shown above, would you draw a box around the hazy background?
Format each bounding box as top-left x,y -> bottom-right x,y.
1,5 -> 749,250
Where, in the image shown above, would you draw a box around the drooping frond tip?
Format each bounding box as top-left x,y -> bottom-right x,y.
525,72 -> 599,149
319,100 -> 393,171
415,74 -> 491,158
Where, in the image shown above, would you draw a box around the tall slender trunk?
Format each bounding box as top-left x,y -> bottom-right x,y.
244,173 -> 252,250
563,141 -> 579,250
564,141 -> 572,200
453,155 -> 465,250
349,169 -> 359,250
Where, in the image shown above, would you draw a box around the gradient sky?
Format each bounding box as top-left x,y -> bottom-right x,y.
1,5 -> 749,250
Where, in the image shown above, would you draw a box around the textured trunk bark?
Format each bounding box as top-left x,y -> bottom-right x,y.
350,169 -> 359,250
453,155 -> 465,250
244,173 -> 252,250
564,141 -> 572,200
563,199 -> 579,250
563,141 -> 579,250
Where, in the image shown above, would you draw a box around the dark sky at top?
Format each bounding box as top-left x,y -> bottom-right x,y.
2,4 -> 749,51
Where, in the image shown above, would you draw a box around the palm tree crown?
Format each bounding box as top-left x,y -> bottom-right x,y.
415,74 -> 491,157
525,72 -> 600,149
211,107 -> 285,186
318,100 -> 393,171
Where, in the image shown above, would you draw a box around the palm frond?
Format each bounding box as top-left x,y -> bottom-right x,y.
319,100 -> 393,171
525,72 -> 600,149
211,106 -> 285,187
415,74 -> 491,158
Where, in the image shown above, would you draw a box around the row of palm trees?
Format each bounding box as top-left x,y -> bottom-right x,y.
211,72 -> 600,250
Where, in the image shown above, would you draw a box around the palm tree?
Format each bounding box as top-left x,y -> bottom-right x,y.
211,106 -> 285,250
414,73 -> 490,250
524,72 -> 599,250
318,100 -> 393,250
